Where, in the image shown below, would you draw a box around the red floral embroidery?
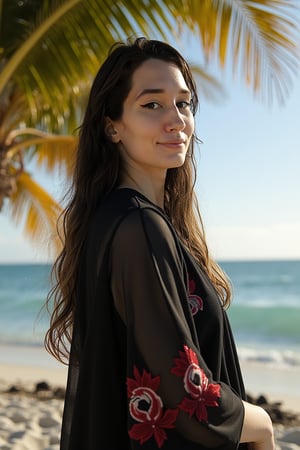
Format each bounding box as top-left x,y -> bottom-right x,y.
127,366 -> 178,448
171,346 -> 221,423
188,277 -> 203,315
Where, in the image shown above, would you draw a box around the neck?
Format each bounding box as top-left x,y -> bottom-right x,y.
119,170 -> 166,209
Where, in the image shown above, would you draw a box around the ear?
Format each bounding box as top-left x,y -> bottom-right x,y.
104,117 -> 120,143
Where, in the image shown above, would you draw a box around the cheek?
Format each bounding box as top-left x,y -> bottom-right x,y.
120,118 -> 158,144
132,114 -> 161,133
187,115 -> 195,137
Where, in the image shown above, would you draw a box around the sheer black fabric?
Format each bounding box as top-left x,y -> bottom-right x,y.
60,188 -> 247,450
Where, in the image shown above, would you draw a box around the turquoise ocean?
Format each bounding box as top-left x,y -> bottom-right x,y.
0,260 -> 299,368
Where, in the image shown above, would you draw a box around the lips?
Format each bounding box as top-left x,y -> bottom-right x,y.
157,139 -> 186,148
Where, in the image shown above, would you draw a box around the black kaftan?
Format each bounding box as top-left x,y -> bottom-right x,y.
60,188 -> 247,450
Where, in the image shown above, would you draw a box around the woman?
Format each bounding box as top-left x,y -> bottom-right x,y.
46,37 -> 275,450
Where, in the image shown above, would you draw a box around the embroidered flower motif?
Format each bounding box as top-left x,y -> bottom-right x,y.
188,277 -> 203,315
127,366 -> 178,448
171,345 -> 221,423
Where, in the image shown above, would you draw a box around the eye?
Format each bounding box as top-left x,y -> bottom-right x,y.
177,101 -> 191,110
141,102 -> 161,110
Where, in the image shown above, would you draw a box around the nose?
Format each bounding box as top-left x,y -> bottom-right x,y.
164,105 -> 185,132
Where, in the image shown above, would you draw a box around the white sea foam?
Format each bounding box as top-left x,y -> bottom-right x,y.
237,346 -> 300,368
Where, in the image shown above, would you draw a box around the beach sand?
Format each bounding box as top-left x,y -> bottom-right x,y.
0,345 -> 299,449
240,361 -> 300,414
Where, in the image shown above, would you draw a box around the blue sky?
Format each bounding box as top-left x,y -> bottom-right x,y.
0,32 -> 299,263
196,76 -> 300,261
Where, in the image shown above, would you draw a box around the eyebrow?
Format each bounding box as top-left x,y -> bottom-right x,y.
136,88 -> 191,100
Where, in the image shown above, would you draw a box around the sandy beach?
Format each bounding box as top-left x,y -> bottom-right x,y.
0,345 -> 299,449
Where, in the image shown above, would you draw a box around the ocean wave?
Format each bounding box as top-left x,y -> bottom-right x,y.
233,300 -> 300,308
237,346 -> 300,368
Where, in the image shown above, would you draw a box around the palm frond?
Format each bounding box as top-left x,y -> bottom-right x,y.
0,0 -> 175,131
189,64 -> 225,101
8,171 -> 62,254
172,0 -> 300,103
1,0 -> 299,128
1,0 -> 299,254
30,135 -> 77,177
0,87 -> 30,141
6,130 -> 77,177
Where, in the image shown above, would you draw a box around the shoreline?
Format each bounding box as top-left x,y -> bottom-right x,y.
0,343 -> 299,414
240,360 -> 300,414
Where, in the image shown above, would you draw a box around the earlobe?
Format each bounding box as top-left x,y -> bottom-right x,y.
111,132 -> 120,144
104,117 -> 120,143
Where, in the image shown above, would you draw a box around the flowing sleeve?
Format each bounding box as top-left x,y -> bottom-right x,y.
110,207 -> 244,449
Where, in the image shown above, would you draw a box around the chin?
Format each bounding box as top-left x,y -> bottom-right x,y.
166,154 -> 187,169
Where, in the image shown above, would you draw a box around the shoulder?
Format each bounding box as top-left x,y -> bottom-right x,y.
95,188 -> 157,217
106,189 -> 172,234
88,188 -> 182,260
89,188 -> 144,233
111,193 -> 181,259
97,188 -> 172,234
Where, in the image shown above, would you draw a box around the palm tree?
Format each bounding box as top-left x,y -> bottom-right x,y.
0,0 -> 298,254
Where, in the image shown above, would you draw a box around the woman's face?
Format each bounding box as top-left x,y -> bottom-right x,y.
108,58 -> 194,178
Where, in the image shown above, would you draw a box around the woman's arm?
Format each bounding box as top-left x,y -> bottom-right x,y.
111,207 -> 245,448
240,400 -> 275,450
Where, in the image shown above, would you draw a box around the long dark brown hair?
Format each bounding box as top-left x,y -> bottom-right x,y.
45,37 -> 232,363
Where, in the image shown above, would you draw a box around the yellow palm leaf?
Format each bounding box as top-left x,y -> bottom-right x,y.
8,133 -> 78,177
173,0 -> 299,103
8,171 -> 63,256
